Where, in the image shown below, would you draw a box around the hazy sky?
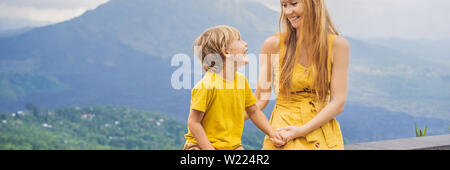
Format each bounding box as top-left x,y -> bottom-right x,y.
260,0 -> 450,40
1,0 -> 449,40
0,0 -> 109,30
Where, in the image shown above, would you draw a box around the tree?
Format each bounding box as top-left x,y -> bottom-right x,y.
25,103 -> 39,117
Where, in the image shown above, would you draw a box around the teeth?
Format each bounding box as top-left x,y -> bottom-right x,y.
290,16 -> 300,21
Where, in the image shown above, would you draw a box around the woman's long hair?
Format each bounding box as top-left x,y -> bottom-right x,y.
278,0 -> 339,104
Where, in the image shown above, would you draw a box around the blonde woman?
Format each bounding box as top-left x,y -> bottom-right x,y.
256,0 -> 350,150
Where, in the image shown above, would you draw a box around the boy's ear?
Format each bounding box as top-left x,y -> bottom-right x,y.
221,48 -> 227,54
221,49 -> 229,57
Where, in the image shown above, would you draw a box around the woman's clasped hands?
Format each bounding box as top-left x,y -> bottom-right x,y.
270,126 -> 308,148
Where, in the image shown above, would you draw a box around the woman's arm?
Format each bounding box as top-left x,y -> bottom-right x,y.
187,109 -> 215,150
278,36 -> 350,140
245,34 -> 280,120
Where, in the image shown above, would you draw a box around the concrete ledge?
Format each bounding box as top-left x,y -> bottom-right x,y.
344,134 -> 450,150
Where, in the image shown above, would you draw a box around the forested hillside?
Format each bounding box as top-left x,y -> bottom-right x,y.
0,104 -> 265,150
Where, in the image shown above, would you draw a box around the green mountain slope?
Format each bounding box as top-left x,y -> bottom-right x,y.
0,73 -> 67,100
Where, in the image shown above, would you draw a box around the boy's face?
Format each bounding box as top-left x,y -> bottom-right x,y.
225,38 -> 249,66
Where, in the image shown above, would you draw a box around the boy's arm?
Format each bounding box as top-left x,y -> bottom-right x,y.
246,105 -> 285,147
187,109 -> 215,150
244,111 -> 250,120
246,35 -> 279,121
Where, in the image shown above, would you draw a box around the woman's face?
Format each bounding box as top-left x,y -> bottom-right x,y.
281,0 -> 304,29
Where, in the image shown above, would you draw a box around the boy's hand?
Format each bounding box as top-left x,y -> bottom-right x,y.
269,131 -> 286,148
246,105 -> 288,148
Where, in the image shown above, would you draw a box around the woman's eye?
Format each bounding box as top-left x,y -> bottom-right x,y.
291,2 -> 298,6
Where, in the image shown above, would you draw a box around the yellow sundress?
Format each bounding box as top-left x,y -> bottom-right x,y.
262,34 -> 344,150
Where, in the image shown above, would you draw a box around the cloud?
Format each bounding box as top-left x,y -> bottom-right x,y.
0,4 -> 86,23
259,0 -> 450,40
2,0 -> 450,40
0,0 -> 109,10
351,64 -> 415,77
0,0 -> 108,30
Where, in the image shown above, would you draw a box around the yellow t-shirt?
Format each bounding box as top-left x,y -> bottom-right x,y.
184,71 -> 257,150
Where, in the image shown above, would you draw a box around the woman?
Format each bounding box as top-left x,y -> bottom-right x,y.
256,0 -> 350,150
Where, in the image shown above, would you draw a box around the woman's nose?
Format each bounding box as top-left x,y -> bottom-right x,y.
285,7 -> 293,15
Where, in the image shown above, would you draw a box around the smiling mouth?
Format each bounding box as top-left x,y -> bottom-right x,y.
289,16 -> 300,23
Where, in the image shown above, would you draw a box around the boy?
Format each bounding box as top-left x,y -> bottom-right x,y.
183,25 -> 285,150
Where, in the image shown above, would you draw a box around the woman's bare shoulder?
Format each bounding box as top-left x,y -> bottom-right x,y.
261,32 -> 281,53
333,35 -> 350,51
332,35 -> 350,62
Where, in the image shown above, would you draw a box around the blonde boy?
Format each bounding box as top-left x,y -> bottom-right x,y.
183,25 -> 285,150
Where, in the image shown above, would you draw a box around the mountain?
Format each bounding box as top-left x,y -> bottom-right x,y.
367,38 -> 450,64
0,0 -> 448,145
0,72 -> 68,100
0,27 -> 34,38
0,0 -> 279,120
346,37 -> 450,120
337,102 -> 450,143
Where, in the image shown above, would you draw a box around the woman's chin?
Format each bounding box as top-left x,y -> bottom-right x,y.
291,24 -> 301,29
289,20 -> 302,29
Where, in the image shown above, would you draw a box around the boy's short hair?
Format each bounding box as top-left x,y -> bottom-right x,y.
193,25 -> 241,72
